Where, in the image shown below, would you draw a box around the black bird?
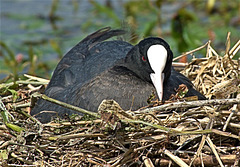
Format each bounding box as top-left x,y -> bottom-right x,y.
31,27 -> 205,123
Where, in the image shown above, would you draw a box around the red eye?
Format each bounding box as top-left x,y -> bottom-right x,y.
142,56 -> 146,61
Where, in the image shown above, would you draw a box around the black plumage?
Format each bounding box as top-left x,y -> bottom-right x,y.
31,27 -> 205,123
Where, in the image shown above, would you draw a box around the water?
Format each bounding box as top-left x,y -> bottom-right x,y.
0,0 -> 125,78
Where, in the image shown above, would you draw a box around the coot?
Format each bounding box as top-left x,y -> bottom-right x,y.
31,27 -> 205,123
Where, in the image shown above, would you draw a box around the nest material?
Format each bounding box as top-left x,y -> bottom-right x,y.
0,36 -> 240,166
182,36 -> 240,99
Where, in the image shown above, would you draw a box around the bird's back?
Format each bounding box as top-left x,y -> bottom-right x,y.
47,40 -> 132,90
31,28 -> 134,122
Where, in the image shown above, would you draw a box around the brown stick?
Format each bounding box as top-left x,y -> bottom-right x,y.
173,41 -> 210,61
153,154 -> 237,166
137,98 -> 240,114
142,156 -> 155,167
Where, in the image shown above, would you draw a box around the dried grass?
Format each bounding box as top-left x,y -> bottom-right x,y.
0,34 -> 240,166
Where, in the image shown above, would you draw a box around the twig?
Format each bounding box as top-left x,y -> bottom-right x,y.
164,149 -> 189,167
206,136 -> 224,167
48,132 -> 105,141
44,119 -> 102,127
172,62 -> 188,67
122,117 -> 213,135
24,74 -> 50,83
110,148 -> 133,166
1,164 -> 38,167
173,41 -> 210,61
32,92 -> 100,118
13,102 -> 31,109
223,93 -> 240,131
212,129 -> 240,140
223,104 -> 238,131
228,122 -> 240,128
153,155 -> 237,166
190,118 -> 213,166
142,156 -> 155,167
229,39 -> 240,58
137,98 -> 240,114
10,152 -> 33,165
0,80 -> 49,88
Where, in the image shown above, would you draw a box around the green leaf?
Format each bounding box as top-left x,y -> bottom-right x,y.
7,89 -> 18,102
5,123 -> 25,132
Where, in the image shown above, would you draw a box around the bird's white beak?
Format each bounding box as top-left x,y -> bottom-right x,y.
150,72 -> 164,101
147,44 -> 168,101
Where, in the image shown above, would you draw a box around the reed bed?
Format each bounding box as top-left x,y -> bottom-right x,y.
0,35 -> 240,166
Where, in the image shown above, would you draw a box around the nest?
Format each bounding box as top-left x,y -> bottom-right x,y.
0,35 -> 240,166
182,34 -> 240,99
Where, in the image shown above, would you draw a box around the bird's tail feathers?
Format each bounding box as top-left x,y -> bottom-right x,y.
82,27 -> 126,45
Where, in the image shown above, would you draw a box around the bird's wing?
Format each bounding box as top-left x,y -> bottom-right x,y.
47,27 -> 127,88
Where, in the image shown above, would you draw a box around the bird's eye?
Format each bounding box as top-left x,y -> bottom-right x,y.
142,56 -> 146,61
